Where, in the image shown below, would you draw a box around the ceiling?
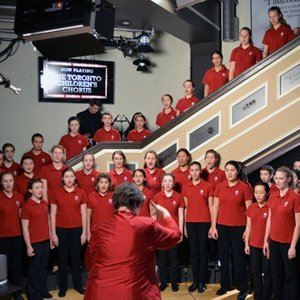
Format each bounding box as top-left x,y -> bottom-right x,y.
0,0 -> 221,44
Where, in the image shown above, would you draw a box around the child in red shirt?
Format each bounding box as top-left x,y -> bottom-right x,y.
202,51 -> 229,97
22,133 -> 52,174
154,173 -> 184,292
262,6 -> 295,58
0,172 -> 24,300
155,94 -> 177,128
175,80 -> 200,114
182,161 -> 213,293
171,148 -> 192,193
144,150 -> 165,195
21,178 -> 52,300
38,145 -> 67,202
107,150 -> 133,188
50,168 -> 87,297
1,143 -> 21,176
132,168 -> 154,217
209,160 -> 253,298
244,182 -> 271,300
202,149 -> 226,192
259,165 -> 278,194
127,113 -> 152,142
59,116 -> 89,160
263,166 -> 300,300
75,153 -> 100,196
93,112 -> 121,143
15,156 -> 36,197
229,27 -> 262,80
87,173 -> 114,241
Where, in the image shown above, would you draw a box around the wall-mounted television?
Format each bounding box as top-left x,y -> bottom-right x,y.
38,57 -> 114,104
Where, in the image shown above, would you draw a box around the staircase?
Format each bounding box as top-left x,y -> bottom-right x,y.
69,36 -> 300,173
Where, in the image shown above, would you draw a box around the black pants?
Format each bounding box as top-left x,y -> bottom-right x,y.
217,224 -> 248,292
0,236 -> 23,299
249,246 -> 271,300
26,240 -> 50,300
270,240 -> 298,300
157,245 -> 178,285
186,222 -> 210,284
56,227 -> 83,292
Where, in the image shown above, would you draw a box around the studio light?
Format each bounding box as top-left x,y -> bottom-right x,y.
133,56 -> 151,72
137,31 -> 154,53
120,42 -> 136,57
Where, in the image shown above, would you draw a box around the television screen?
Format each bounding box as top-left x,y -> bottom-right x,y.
38,57 -> 114,104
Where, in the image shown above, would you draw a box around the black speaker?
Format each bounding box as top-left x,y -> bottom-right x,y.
222,0 -> 239,42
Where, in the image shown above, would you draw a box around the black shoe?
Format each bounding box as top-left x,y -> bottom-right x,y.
237,289 -> 249,300
216,288 -> 228,295
198,282 -> 207,293
42,292 -> 53,298
58,290 -> 66,297
159,283 -> 168,291
75,288 -> 85,295
188,282 -> 198,292
172,284 -> 179,292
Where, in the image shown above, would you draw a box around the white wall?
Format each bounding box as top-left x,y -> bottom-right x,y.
0,32 -> 190,161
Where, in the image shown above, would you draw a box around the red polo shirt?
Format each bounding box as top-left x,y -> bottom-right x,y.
93,127 -> 121,142
268,189 -> 300,243
144,168 -> 165,195
51,187 -> 87,228
246,202 -> 269,248
1,161 -> 21,177
38,164 -> 67,200
127,128 -> 152,142
182,180 -> 213,223
22,150 -> 52,174
108,168 -> 133,188
269,183 -> 278,194
87,191 -> 114,226
153,190 -> 184,226
59,133 -> 89,160
155,108 -> 177,127
14,174 -> 37,197
263,24 -> 295,55
75,169 -> 100,195
175,96 -> 200,114
214,180 -> 253,226
138,187 -> 154,217
202,167 -> 226,192
21,198 -> 50,243
230,44 -> 262,77
171,167 -> 191,193
202,65 -> 229,95
0,191 -> 24,237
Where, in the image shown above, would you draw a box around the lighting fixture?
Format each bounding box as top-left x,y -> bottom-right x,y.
133,56 -> 151,72
137,31 -> 154,53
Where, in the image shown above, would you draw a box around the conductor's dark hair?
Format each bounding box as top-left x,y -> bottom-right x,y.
113,182 -> 144,212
